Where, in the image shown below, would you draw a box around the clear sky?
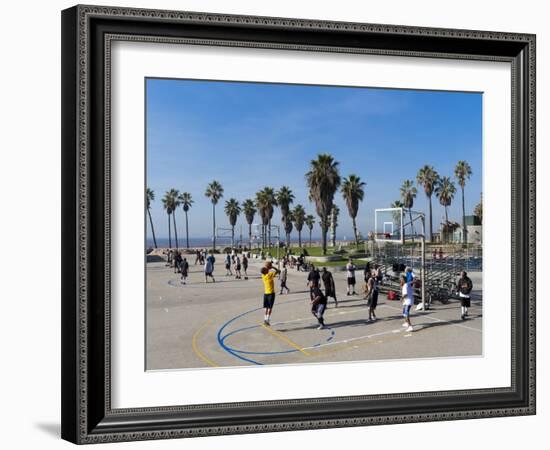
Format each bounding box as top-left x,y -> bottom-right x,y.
146,78 -> 482,240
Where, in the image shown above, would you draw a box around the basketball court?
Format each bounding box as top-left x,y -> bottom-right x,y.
146,253 -> 482,370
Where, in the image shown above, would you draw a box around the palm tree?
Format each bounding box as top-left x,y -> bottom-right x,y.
146,188 -> 158,248
161,191 -> 174,249
416,165 -> 439,242
306,153 -> 341,255
168,189 -> 180,249
435,176 -> 456,242
474,192 -> 483,224
276,186 -> 295,248
329,205 -> 339,247
178,192 -> 193,249
400,180 -> 418,241
205,181 -> 224,250
454,160 -> 472,244
292,204 -> 306,248
256,187 -> 276,248
242,199 -> 256,249
255,189 -> 269,248
341,174 -> 366,245
305,214 -> 316,247
284,211 -> 294,249
224,198 -> 241,248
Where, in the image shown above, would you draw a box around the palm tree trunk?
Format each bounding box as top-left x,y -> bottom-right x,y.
461,187 -> 467,244
212,203 -> 216,251
444,206 -> 449,243
167,213 -> 172,249
298,230 -> 302,248
409,209 -> 414,242
309,229 -> 312,247
428,196 -> 433,243
147,208 -> 158,248
321,221 -> 328,256
248,223 -> 252,250
352,217 -> 358,246
185,210 -> 189,249
231,225 -> 235,248
172,211 -> 179,249
268,219 -> 272,248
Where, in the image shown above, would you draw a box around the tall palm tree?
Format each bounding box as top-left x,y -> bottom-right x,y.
454,160 -> 472,244
306,153 -> 341,255
146,188 -> 158,248
205,181 -> 224,250
329,204 -> 339,247
284,211 -> 294,249
161,191 -> 174,249
341,174 -> 366,245
242,199 -> 256,249
168,189 -> 180,249
400,180 -> 418,241
276,186 -> 295,248
178,192 -> 193,249
474,192 -> 483,224
224,198 -> 241,248
416,165 -> 439,242
305,214 -> 316,247
256,187 -> 276,248
255,189 -> 269,248
292,204 -> 306,248
435,176 -> 456,242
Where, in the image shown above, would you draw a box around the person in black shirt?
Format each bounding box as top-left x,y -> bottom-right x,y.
456,271 -> 473,320
321,267 -> 338,307
307,265 -> 320,298
310,285 -> 328,329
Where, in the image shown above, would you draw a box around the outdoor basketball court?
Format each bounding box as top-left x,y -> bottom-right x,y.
146,256 -> 483,370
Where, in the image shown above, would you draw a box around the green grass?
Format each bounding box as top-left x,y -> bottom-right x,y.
251,243 -> 365,257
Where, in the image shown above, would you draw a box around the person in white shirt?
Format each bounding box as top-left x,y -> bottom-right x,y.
400,275 -> 414,332
346,258 -> 357,296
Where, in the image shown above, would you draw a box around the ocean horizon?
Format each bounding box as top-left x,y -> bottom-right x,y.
146,236 -> 358,248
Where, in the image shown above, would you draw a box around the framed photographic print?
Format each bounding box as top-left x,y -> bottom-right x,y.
61,4 -> 536,444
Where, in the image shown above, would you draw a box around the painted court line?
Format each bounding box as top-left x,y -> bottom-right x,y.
381,303 -> 482,333
303,327 -> 405,350
191,323 -> 219,367
261,323 -> 311,356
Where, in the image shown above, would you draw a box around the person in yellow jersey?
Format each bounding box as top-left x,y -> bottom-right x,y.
260,261 -> 280,326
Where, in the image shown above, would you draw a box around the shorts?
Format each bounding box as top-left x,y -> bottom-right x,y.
402,304 -> 412,317
367,290 -> 379,308
347,277 -> 356,286
263,293 -> 276,309
460,297 -> 471,307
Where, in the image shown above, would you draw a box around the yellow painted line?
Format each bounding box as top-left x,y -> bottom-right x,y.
261,323 -> 311,356
192,323 -> 219,367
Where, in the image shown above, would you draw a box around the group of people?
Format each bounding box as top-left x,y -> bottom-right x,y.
259,256 -> 474,333
166,250 -> 190,284
224,252 -> 249,279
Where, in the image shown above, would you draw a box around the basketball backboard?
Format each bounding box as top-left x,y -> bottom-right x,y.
374,208 -> 404,243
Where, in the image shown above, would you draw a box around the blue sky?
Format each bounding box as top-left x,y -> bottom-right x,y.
146,78 -> 482,240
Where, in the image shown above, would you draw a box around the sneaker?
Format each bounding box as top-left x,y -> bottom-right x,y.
263,320 -> 270,326
317,324 -> 325,330
461,314 -> 465,320
406,326 -> 414,332
402,322 -> 408,327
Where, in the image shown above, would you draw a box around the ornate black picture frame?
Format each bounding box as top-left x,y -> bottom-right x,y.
61,4 -> 536,444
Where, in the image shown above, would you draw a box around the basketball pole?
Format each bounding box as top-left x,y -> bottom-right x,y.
421,214 -> 426,311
